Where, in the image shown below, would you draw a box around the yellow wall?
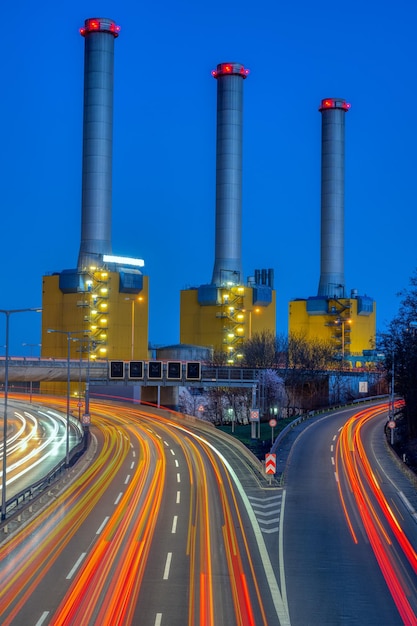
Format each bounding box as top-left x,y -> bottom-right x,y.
180,286 -> 276,360
41,271 -> 149,361
288,297 -> 376,356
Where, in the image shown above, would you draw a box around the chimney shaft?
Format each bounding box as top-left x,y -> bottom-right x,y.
211,62 -> 249,286
317,97 -> 350,299
77,18 -> 120,270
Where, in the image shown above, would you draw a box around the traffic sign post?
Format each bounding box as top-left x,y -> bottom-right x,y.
388,419 -> 396,445
265,453 -> 276,485
269,418 -> 277,444
250,409 -> 259,440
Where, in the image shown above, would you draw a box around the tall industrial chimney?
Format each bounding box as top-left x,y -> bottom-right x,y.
317,98 -> 350,299
211,62 -> 249,286
77,18 -> 120,270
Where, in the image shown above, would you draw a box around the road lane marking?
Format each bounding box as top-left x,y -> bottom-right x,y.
176,490 -> 181,503
252,500 -> 281,510
331,457 -> 335,465
114,492 -> 123,505
172,515 -> 178,533
132,450 -> 136,457
175,459 -> 179,467
399,491 -> 417,523
279,490 -> 289,615
130,461 -> 135,469
170,448 -> 175,455
163,552 -> 172,579
66,553 -> 86,579
334,472 -> 339,482
174,426 -> 291,626
330,444 -> 334,452
155,614 -> 162,626
35,612 -> 50,626
96,516 -> 110,534
177,473 -> 181,483
164,440 -> 169,447
124,474 -> 130,484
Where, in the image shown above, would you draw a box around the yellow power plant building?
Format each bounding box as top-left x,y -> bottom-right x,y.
41,260 -> 149,399
288,98 -> 377,363
289,295 -> 376,364
180,272 -> 276,362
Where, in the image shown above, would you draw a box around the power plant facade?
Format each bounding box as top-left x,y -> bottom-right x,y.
41,19 -> 149,373
289,98 -> 376,363
38,20 -> 377,377
180,63 -> 276,360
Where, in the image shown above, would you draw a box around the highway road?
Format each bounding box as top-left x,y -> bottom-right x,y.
0,397 -> 288,626
0,399 -> 83,502
1,397 -> 417,625
282,402 -> 417,625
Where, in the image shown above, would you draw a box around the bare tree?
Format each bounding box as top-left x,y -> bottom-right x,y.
241,330 -> 277,367
378,269 -> 417,439
281,332 -> 338,413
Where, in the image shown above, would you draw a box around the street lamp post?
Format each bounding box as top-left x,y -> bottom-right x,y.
125,297 -> 143,360
1,307 -> 41,521
47,329 -> 88,468
22,342 -> 41,402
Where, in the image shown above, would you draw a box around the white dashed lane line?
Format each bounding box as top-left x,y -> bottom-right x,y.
163,553 -> 172,580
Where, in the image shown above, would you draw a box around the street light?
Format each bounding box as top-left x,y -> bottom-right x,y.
47,329 -> 89,468
125,296 -> 143,360
1,307 -> 42,521
22,342 -> 42,402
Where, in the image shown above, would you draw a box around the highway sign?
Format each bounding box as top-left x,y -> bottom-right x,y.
265,453 -> 276,474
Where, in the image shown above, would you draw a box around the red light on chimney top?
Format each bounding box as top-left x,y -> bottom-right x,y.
319,98 -> 351,112
80,19 -> 121,38
212,63 -> 249,79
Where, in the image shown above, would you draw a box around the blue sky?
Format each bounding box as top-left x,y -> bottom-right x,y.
1,1 -> 415,355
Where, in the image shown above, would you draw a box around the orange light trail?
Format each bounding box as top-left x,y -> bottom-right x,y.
335,402 -> 417,624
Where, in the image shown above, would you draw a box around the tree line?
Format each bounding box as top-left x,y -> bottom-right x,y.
180,330 -> 385,424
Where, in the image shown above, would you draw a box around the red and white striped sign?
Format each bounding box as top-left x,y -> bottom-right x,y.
265,453 -> 276,475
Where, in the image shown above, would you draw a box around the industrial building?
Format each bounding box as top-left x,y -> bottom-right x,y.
39,18 -> 375,380
41,19 -> 149,375
288,98 -> 376,364
179,63 -> 276,361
